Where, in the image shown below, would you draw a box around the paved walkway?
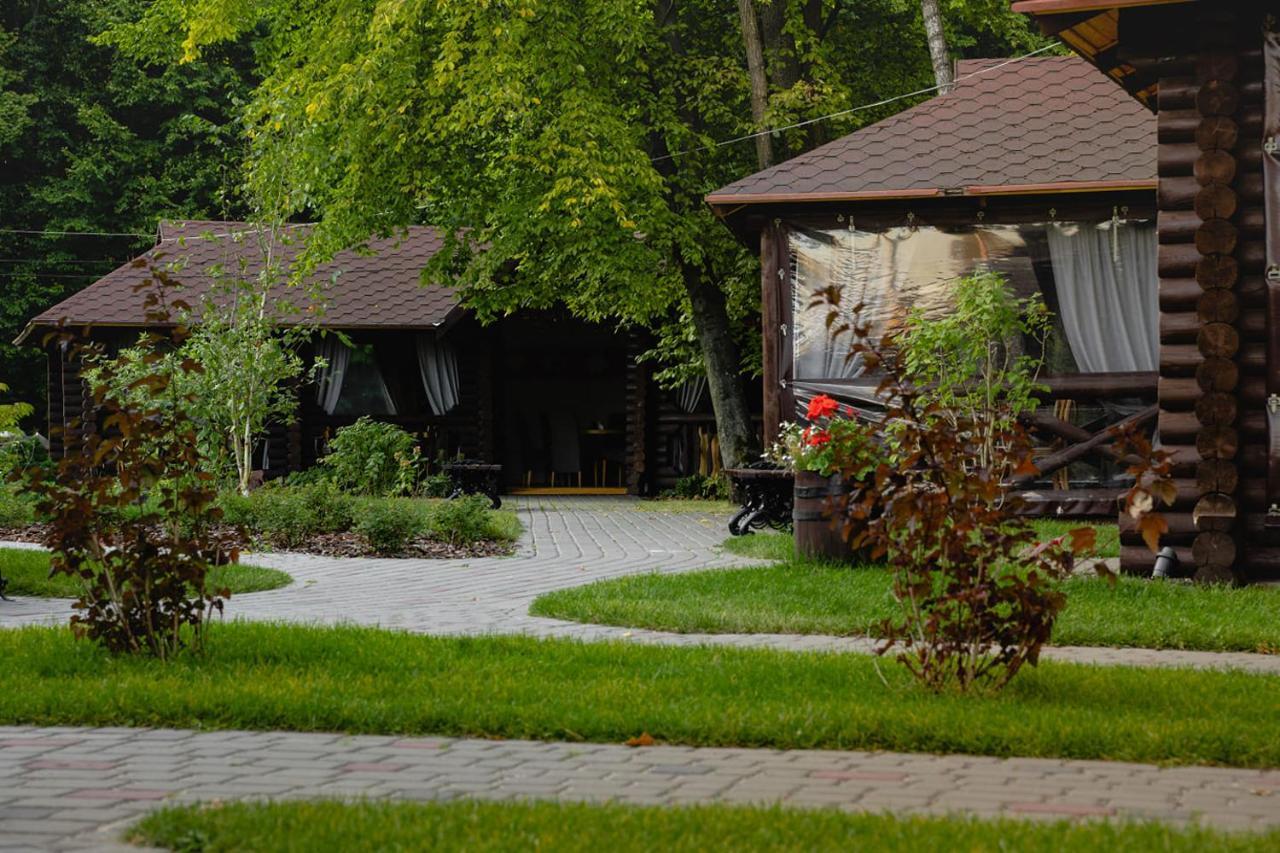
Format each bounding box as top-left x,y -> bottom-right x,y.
2,726 -> 1278,850
3,497 -> 1279,674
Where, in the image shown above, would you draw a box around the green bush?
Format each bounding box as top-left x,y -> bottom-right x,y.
355,499 -> 425,555
0,483 -> 37,528
0,432 -> 48,475
664,473 -> 729,501
218,481 -> 354,548
321,418 -> 415,496
425,494 -> 492,546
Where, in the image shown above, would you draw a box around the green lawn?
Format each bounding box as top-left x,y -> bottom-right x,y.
531,528 -> 1280,654
2,623 -> 1278,767
0,548 -> 291,598
721,520 -> 1121,562
129,800 -> 1280,853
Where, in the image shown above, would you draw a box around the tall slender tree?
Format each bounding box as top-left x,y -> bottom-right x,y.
920,0 -> 955,93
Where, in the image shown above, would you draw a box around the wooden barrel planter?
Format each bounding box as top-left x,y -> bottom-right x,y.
794,470 -> 863,564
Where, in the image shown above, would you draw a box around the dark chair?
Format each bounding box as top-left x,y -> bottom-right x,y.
547,411 -> 581,487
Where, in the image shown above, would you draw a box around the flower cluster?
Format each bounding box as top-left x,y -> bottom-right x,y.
767,394 -> 878,478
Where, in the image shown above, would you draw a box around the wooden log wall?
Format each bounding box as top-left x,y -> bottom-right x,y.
1126,5 -> 1271,580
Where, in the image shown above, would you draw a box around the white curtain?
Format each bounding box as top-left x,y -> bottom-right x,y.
314,336 -> 350,415
676,375 -> 707,413
417,334 -> 460,415
1047,221 -> 1158,373
370,366 -> 398,416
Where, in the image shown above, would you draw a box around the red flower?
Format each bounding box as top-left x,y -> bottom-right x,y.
805,429 -> 832,447
806,394 -> 839,421
844,405 -> 859,418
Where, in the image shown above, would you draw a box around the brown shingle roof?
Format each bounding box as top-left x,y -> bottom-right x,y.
22,220 -> 462,337
706,55 -> 1155,207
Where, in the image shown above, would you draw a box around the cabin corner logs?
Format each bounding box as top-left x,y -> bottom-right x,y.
1125,5 -> 1276,581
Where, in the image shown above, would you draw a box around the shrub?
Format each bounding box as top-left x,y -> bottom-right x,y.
355,500 -> 424,555
321,418 -> 416,496
665,473 -> 730,501
0,483 -> 36,528
817,283 -> 1088,693
218,481 -> 354,548
426,495 -> 492,546
19,329 -> 226,659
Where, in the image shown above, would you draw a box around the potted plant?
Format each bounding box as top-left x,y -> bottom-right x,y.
770,394 -> 879,563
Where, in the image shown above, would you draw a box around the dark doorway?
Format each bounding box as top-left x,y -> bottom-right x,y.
495,314 -> 629,492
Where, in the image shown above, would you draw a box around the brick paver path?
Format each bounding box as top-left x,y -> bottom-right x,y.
3,497 -> 1279,674
2,726 -> 1279,850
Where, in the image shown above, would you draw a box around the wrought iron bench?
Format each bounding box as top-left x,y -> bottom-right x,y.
0,561 -> 8,600
726,462 -> 793,536
443,461 -> 504,509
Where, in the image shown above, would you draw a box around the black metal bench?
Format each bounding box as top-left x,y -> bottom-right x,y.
726,463 -> 794,536
443,461 -> 504,509
0,561 -> 9,600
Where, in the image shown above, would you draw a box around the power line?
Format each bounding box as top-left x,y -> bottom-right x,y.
0,227 -> 153,239
653,44 -> 1060,163
0,258 -> 122,265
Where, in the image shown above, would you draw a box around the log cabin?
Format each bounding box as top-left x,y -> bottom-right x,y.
709,54 -> 1161,523
1008,1 -> 1277,582
19,220 -> 747,496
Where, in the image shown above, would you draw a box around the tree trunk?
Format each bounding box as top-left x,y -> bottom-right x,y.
736,0 -> 773,169
682,260 -> 758,469
919,0 -> 953,94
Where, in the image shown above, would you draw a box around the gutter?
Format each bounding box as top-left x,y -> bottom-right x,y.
706,178 -> 1156,212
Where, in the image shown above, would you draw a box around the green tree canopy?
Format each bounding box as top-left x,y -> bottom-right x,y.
107,0 -> 1045,465
0,0 -> 255,429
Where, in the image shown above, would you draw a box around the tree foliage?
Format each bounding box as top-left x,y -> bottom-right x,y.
0,0 -> 255,427
102,0 -> 1046,467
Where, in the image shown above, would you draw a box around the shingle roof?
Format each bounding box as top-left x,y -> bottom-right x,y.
23,220 -> 462,336
706,55 -> 1156,207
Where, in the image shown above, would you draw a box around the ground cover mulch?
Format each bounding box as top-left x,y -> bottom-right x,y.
0,524 -> 514,560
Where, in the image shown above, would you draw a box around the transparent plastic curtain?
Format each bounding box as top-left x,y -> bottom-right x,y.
785,220 -> 1158,420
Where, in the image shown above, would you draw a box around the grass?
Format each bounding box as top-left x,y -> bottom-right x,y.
721,520 -> 1120,562
129,800 -> 1280,853
635,498 -> 738,514
533,533 -> 1280,653
1,622 -> 1278,767
0,548 -> 291,598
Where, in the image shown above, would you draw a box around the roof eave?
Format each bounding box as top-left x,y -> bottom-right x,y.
707,178 -> 1155,213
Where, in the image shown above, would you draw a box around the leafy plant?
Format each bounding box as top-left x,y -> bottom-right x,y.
663,473 -> 730,501
18,324 -> 227,659
768,394 -> 879,479
897,271 -> 1051,476
0,483 -> 37,528
831,329 -> 1092,692
321,417 -> 416,496
218,480 -> 353,549
355,499 -> 423,555
426,495 -> 492,546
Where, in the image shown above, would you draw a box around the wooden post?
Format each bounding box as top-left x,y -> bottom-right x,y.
760,221 -> 782,446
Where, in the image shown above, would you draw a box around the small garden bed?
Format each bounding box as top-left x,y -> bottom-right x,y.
0,547 -> 290,598
530,528 -> 1280,654
0,482 -> 522,560
129,799 -> 1277,853
2,622 -> 1279,767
